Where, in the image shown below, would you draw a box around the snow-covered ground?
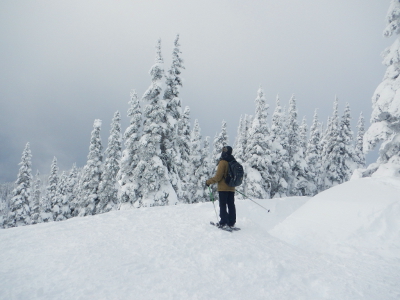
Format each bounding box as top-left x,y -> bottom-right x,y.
1,177 -> 399,300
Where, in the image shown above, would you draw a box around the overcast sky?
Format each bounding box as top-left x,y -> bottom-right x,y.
0,0 -> 392,183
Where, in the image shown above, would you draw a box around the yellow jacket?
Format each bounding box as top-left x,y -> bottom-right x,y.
206,160 -> 235,192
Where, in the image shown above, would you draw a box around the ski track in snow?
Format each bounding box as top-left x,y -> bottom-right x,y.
1,178 -> 400,300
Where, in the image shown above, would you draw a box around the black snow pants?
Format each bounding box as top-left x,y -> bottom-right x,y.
218,191 -> 236,227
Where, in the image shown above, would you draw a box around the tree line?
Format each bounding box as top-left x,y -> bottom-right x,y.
0,35 -> 366,228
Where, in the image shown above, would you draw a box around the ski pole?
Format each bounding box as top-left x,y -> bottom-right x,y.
208,186 -> 219,222
235,190 -> 270,212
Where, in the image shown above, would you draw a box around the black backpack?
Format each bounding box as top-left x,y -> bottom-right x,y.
225,160 -> 244,187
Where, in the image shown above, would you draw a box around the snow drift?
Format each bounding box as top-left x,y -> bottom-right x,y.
269,176 -> 400,257
0,177 -> 399,299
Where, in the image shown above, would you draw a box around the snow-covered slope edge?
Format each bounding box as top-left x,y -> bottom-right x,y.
269,176 -> 400,257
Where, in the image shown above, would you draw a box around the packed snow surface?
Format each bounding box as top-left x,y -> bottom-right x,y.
1,177 -> 399,300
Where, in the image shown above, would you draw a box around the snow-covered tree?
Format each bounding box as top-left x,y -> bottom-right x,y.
4,143 -> 32,228
119,90 -> 142,208
66,164 -> 79,218
186,119 -> 203,203
30,170 -> 41,225
306,110 -> 323,195
53,171 -> 68,221
355,112 -> 366,169
198,136 -> 213,202
40,156 -> 59,222
287,95 -> 308,196
322,98 -> 341,190
244,87 -> 271,199
270,96 -> 289,198
212,120 -> 229,166
363,0 -> 400,174
98,111 -> 122,213
176,106 -> 191,196
336,103 -> 357,183
162,34 -> 185,194
134,39 -> 177,207
78,119 -> 103,216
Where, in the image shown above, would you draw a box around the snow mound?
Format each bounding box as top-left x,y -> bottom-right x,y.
269,177 -> 400,257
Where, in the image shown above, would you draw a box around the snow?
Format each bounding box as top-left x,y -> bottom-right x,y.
1,177 -> 400,299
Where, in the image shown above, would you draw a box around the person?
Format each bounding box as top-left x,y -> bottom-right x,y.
206,146 -> 236,229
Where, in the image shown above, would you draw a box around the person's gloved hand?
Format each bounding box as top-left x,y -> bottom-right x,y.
206,181 -> 210,187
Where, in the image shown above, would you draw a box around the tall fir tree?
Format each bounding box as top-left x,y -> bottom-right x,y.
66,164 -> 79,218
212,120 -> 229,166
355,112 -> 366,169
135,39 -> 177,206
4,143 -> 32,228
186,119 -> 203,203
31,170 -> 41,224
363,0 -> 400,171
119,90 -> 143,208
244,87 -> 271,199
270,95 -> 289,198
98,111 -> 122,213
198,136 -> 212,202
176,106 -> 191,202
78,119 -> 103,216
162,34 -> 185,195
53,171 -> 68,221
287,95 -> 309,196
44,157 -> 59,222
336,103 -> 356,183
306,110 -> 323,195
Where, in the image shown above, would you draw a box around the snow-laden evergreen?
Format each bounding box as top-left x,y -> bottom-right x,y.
286,95 -> 309,195
176,106 -> 191,201
78,120 -> 103,216
269,95 -> 289,198
337,103 -> 357,183
162,34 -> 185,195
30,170 -> 41,225
363,0 -> 400,176
322,98 -> 341,190
66,164 -> 79,218
135,39 -> 177,207
305,110 -> 323,194
212,120 -> 229,166
98,111 -> 122,213
3,143 -> 32,228
243,87 -> 271,199
118,90 -> 143,208
40,157 -> 59,222
355,112 -> 366,169
53,171 -> 68,221
186,119 -> 203,204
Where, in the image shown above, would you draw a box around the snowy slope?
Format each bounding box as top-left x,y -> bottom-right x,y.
269,177 -> 400,258
1,179 -> 399,300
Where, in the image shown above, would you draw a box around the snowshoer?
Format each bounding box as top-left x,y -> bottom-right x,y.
206,146 -> 236,229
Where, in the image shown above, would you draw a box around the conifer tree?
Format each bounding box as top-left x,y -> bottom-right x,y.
355,112 -> 366,169
322,98 -> 340,190
198,136 -> 212,201
244,87 -> 271,199
78,119 -> 103,216
212,120 -> 229,166
40,156 -> 59,222
53,171 -> 68,221
234,115 -> 246,163
31,170 -> 41,224
287,95 -> 308,196
4,143 -> 32,228
270,96 -> 289,198
186,119 -> 203,203
336,103 -> 356,183
66,164 -> 79,218
98,111 -> 122,213
162,34 -> 185,194
177,106 -> 191,193
134,39 -> 177,206
119,90 -> 143,208
306,110 -> 323,195
363,0 -> 400,170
